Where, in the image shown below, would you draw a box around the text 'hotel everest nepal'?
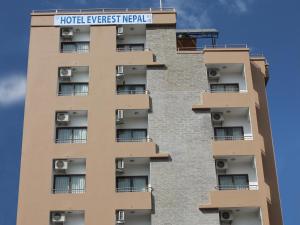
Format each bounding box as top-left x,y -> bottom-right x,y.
17,6 -> 283,225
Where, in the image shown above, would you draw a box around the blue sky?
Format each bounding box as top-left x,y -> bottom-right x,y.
0,0 -> 299,224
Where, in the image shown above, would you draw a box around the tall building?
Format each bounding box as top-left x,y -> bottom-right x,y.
17,7 -> 283,225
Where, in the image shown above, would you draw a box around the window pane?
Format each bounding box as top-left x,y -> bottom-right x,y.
73,128 -> 87,143
219,176 -> 234,188
233,175 -> 248,187
57,129 -> 72,143
54,176 -> 69,193
117,130 -> 131,140
60,84 -> 74,96
62,43 -> 76,52
117,178 -> 131,192
74,84 -> 88,96
132,177 -> 147,192
132,130 -> 147,140
71,176 -> 85,193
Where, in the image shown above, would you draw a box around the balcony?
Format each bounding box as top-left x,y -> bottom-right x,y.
116,158 -> 150,193
50,211 -> 84,225
58,66 -> 89,96
211,108 -> 253,141
219,208 -> 262,225
215,156 -> 258,191
55,111 -> 88,144
52,159 -> 86,194
116,109 -> 150,142
60,26 -> 90,53
116,210 -> 151,225
116,25 -> 146,52
116,65 -> 148,95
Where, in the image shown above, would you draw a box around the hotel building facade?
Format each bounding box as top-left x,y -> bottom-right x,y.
17,8 -> 283,225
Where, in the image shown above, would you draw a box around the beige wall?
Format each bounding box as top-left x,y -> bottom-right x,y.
17,12 -> 174,225
197,49 -> 283,225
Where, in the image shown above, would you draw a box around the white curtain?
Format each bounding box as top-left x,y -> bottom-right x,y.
71,176 -> 85,193
73,128 -> 87,143
75,84 -> 88,96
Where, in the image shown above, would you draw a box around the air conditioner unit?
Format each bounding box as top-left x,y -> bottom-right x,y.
116,66 -> 124,77
216,159 -> 228,170
55,160 -> 68,170
56,112 -> 70,123
207,68 -> 220,80
220,210 -> 233,222
117,26 -> 124,36
59,67 -> 73,81
52,212 -> 66,223
61,28 -> 74,38
116,110 -> 124,124
116,210 -> 125,224
212,112 -> 224,123
116,159 -> 125,173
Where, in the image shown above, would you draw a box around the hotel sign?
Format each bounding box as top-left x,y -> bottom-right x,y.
54,14 -> 153,26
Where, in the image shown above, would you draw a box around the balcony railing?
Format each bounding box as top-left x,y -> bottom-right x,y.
116,137 -> 152,142
56,127 -> 87,144
117,44 -> 149,52
53,187 -> 85,194
215,185 -> 258,191
116,90 -> 149,95
61,42 -> 89,53
177,44 -> 248,52
209,84 -> 240,93
213,135 -> 253,141
116,186 -> 152,192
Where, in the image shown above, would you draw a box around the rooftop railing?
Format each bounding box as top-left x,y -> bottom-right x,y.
32,7 -> 176,14
116,90 -> 149,95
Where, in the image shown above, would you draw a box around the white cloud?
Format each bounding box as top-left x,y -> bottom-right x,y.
166,0 -> 212,28
218,0 -> 254,13
0,75 -> 26,106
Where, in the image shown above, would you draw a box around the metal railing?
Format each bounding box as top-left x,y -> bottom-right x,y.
116,45 -> 149,52
58,91 -> 88,96
56,138 -> 87,144
116,137 -> 152,143
53,188 -> 85,194
215,185 -> 258,191
214,135 -> 253,141
61,42 -> 89,53
177,44 -> 248,52
209,87 -> 240,93
32,8 -> 176,14
116,186 -> 152,192
116,90 -> 149,95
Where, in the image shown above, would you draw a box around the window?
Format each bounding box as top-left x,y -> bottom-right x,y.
117,85 -> 145,94
210,83 -> 239,93
116,176 -> 148,192
116,129 -> 147,142
53,175 -> 85,193
117,44 -> 145,51
214,127 -> 244,140
218,174 -> 249,190
56,127 -> 87,144
59,83 -> 89,96
61,42 -> 89,53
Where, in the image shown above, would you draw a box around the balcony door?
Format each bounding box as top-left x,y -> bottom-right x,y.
116,176 -> 148,192
218,174 -> 249,190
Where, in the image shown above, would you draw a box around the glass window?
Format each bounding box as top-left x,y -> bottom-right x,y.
116,176 -> 148,192
218,174 -> 249,190
54,175 -> 85,193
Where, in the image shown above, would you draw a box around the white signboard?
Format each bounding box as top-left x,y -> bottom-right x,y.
54,14 -> 153,26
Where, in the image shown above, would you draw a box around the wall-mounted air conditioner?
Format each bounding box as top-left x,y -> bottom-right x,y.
117,26 -> 124,36
59,67 -> 73,81
207,68 -> 220,80
216,159 -> 228,170
116,210 -> 125,224
220,210 -> 233,222
116,110 -> 124,124
211,112 -> 224,123
116,66 -> 124,77
52,212 -> 66,223
54,160 -> 68,171
116,159 -> 125,173
56,112 -> 70,123
61,28 -> 74,39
